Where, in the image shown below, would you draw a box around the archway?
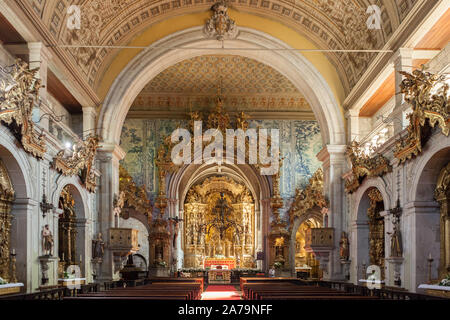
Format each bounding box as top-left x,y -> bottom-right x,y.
408,146 -> 450,288
56,184 -> 87,279
0,129 -> 34,290
167,161 -> 271,272
352,186 -> 387,284
99,27 -> 345,147
289,210 -> 323,278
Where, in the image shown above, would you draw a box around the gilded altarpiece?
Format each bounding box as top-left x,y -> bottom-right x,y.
0,160 -> 15,282
367,188 -> 385,279
58,187 -> 78,269
183,176 -> 255,269
435,162 -> 450,278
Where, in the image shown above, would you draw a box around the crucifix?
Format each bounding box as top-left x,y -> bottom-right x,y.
40,168 -> 54,218
168,216 -> 184,247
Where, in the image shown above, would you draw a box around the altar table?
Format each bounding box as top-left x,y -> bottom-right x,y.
208,270 -> 232,284
204,258 -> 236,269
0,283 -> 23,296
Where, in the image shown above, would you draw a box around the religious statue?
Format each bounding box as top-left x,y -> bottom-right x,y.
92,233 -> 105,260
389,215 -> 403,257
339,231 -> 350,261
42,225 -> 54,256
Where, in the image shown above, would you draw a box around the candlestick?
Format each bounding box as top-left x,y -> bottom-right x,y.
427,254 -> 434,284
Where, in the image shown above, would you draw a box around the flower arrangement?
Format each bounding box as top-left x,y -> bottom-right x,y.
273,261 -> 283,269
0,276 -> 7,285
155,260 -> 167,268
439,274 -> 450,286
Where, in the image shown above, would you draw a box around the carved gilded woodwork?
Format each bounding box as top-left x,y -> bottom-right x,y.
289,168 -> 328,224
0,59 -> 46,159
118,165 -> 153,226
345,141 -> 392,193
0,160 -> 15,283
435,162 -> 450,278
394,69 -> 449,164
367,188 -> 385,279
184,176 -> 255,269
58,186 -> 77,268
52,135 -> 99,193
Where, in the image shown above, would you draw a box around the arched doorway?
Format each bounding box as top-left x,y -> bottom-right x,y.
409,146 -> 450,287
0,138 -> 33,290
353,186 -> 386,283
293,216 -> 322,279
57,184 -> 86,278
0,159 -> 15,283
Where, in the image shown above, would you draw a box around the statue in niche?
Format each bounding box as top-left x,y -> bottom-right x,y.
42,225 -> 54,256
339,231 -> 350,261
389,214 -> 403,258
92,233 -> 105,260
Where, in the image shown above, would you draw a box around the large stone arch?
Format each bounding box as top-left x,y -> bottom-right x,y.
99,27 -> 345,147
404,136 -> 450,291
165,161 -> 271,270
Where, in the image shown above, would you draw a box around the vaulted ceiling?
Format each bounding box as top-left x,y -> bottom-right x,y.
130,55 -> 311,114
23,0 -> 422,98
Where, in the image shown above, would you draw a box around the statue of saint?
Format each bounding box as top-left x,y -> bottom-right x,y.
389,216 -> 403,257
339,231 -> 349,261
42,224 -> 54,256
92,233 -> 105,260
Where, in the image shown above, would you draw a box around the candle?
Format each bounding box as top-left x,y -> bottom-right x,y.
80,254 -> 82,262
428,253 -> 432,260
62,253 -> 65,261
12,248 -> 15,255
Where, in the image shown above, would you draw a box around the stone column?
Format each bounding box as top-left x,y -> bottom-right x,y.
393,48 -> 413,134
96,143 -> 126,281
318,145 -> 347,280
261,198 -> 271,272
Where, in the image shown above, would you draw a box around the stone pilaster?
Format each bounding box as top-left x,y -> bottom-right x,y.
82,107 -> 97,138
318,144 -> 347,280
96,143 -> 126,281
393,48 -> 413,134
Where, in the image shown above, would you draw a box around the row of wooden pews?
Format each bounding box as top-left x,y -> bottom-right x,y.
65,278 -> 204,301
241,278 -> 380,300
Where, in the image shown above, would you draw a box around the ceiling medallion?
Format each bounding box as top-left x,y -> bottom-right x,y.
0,59 -> 46,159
345,141 -> 392,194
394,68 -> 449,164
204,1 -> 238,41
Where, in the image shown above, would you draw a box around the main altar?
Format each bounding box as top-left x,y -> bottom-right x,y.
183,176 -> 257,272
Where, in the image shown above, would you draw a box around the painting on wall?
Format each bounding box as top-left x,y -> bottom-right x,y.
120,118 -> 322,218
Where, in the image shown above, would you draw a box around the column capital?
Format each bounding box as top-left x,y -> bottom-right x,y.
98,143 -> 126,162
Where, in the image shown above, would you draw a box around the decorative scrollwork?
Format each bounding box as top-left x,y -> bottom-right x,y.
0,160 -> 14,282
52,135 -> 99,192
345,141 -> 392,194
204,1 -> 239,41
394,68 -> 449,164
0,59 -> 46,159
289,168 -> 328,224
118,165 -> 153,226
